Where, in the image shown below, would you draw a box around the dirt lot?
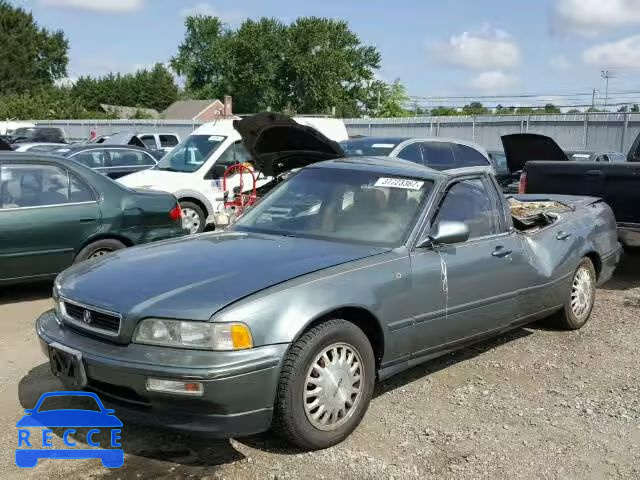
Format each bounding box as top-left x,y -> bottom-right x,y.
1,254 -> 639,480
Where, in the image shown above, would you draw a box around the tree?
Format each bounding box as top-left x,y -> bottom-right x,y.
0,1 -> 69,94
171,15 -> 382,115
430,106 -> 459,116
543,103 -> 561,114
363,79 -> 410,117
618,105 -> 628,113
632,104 -> 640,113
462,102 -> 489,115
567,109 -> 582,114
71,63 -> 178,112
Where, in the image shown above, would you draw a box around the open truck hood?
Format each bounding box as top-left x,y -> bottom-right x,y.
501,133 -> 568,173
233,112 -> 345,177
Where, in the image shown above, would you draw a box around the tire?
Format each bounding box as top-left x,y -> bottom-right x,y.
550,257 -> 597,330
273,319 -> 376,450
179,201 -> 206,234
74,239 -> 127,264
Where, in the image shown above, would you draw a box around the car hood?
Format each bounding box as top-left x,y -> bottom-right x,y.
501,133 -> 568,173
117,169 -> 192,189
234,112 -> 345,177
58,232 -> 389,321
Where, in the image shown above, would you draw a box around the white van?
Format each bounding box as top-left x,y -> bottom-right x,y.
118,116 -> 348,234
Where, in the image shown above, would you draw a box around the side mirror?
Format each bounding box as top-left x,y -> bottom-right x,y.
418,221 -> 470,248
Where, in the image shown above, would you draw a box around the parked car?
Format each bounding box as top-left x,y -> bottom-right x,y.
0,152 -> 186,285
515,134 -> 640,247
137,133 -> 181,154
118,115 -> 349,234
341,136 -> 493,171
566,150 -> 627,163
9,126 -> 67,144
51,145 -> 162,179
12,143 -> 69,153
36,113 -> 621,451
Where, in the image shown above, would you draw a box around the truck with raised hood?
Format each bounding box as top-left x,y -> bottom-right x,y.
512,132 -> 640,248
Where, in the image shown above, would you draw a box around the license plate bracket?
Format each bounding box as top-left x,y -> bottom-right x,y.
48,343 -> 87,388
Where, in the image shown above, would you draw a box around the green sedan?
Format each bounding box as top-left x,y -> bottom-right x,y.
0,152 -> 187,285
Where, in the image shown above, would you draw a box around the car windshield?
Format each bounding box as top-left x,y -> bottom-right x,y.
232,167 -> 433,247
154,134 -> 226,173
340,138 -> 401,157
490,152 -> 508,173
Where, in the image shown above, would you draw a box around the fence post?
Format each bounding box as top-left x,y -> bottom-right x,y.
526,115 -> 531,132
621,112 -> 629,152
472,116 -> 476,142
430,119 -> 433,137
368,121 -> 372,136
583,113 -> 589,149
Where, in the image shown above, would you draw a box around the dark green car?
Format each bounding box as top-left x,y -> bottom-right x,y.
0,152 -> 186,285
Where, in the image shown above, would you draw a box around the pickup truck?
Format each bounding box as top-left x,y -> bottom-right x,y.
512,133 -> 640,248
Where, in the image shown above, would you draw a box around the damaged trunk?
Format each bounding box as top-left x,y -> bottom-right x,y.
509,197 -> 573,233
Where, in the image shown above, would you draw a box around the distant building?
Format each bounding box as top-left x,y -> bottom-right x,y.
100,104 -> 160,119
162,96 -> 234,121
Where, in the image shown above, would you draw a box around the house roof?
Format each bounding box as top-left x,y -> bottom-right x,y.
100,104 -> 160,119
162,100 -> 223,120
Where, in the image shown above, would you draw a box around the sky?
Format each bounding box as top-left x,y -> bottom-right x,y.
13,0 -> 640,109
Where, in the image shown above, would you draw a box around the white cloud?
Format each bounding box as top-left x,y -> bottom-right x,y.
555,0 -> 640,36
549,55 -> 573,71
468,71 -> 519,91
180,2 -> 245,23
180,2 -> 216,17
430,27 -> 521,70
583,34 -> 640,70
40,0 -> 143,12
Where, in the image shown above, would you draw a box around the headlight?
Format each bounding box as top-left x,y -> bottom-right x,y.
133,319 -> 253,351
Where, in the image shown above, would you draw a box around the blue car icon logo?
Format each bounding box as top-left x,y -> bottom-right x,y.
16,391 -> 123,468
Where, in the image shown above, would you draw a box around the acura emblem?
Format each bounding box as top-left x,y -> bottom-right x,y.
83,310 -> 92,324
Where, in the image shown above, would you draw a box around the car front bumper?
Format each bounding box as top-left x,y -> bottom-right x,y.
36,310 -> 287,437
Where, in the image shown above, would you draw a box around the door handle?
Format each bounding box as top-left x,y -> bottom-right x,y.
585,170 -> 604,176
492,247 -> 512,258
556,231 -> 572,240
79,218 -> 97,224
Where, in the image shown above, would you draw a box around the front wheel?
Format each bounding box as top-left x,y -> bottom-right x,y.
551,257 -> 597,330
273,319 -> 376,450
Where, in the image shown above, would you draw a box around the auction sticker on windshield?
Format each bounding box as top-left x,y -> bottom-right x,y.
375,177 -> 424,190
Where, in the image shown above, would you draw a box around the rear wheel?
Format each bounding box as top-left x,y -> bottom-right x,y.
550,257 -> 596,330
74,239 -> 126,264
273,319 -> 375,450
179,201 -> 206,234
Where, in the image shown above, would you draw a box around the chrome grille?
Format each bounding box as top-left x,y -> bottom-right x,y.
61,299 -> 121,336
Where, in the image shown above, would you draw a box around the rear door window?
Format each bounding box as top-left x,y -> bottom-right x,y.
159,135 -> 179,148
421,142 -> 457,170
452,144 -> 491,168
0,164 -> 92,208
71,150 -> 108,169
396,142 -> 424,165
108,150 -> 156,167
139,135 -> 157,149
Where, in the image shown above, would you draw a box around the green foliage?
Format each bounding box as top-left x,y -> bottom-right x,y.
0,87 -> 115,120
171,15 -> 382,115
71,63 -> 178,112
462,102 -> 489,115
632,104 -> 640,113
430,106 -> 460,116
0,1 -> 69,94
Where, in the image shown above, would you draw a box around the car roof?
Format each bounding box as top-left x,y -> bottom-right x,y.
54,144 -> 151,154
342,136 -> 411,144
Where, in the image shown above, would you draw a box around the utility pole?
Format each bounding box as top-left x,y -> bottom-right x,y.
591,89 -> 596,110
601,70 -> 616,109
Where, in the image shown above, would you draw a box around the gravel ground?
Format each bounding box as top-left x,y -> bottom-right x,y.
1,253 -> 639,480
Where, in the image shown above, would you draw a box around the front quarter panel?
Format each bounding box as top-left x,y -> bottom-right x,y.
213,249 -> 413,364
